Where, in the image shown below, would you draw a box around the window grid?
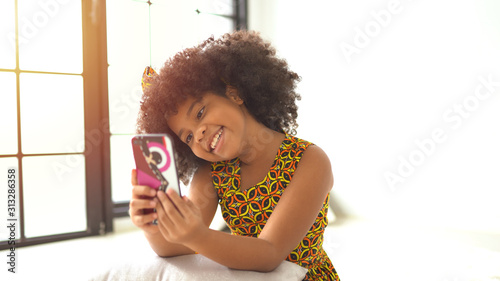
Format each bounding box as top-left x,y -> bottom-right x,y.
0,0 -> 109,250
0,0 -> 247,250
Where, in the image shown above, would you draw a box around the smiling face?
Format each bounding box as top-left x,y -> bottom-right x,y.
167,89 -> 248,163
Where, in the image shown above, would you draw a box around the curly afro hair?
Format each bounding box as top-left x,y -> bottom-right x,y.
137,30 -> 301,185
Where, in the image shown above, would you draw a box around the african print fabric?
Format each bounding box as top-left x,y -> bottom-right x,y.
211,134 -> 340,280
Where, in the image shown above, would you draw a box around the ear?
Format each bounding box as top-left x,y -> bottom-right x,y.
225,85 -> 244,105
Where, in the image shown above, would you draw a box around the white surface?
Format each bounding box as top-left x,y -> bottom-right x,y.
91,254 -> 307,281
1,218 -> 499,281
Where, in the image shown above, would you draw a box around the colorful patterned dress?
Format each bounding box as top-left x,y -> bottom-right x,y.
211,134 -> 340,280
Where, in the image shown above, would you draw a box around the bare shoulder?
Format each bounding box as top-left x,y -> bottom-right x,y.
295,143 -> 334,193
302,143 -> 332,165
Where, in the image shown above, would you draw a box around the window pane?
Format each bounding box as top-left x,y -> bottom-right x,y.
106,0 -> 148,134
150,0 -> 233,64
200,0 -> 233,16
0,157 -> 20,242
106,0 -> 152,135
190,0 -> 234,40
0,72 -> 18,155
0,0 -> 16,69
107,65 -> 143,134
23,155 -> 87,238
20,73 -> 84,154
106,0 -> 149,67
110,135 -> 135,202
18,0 -> 82,73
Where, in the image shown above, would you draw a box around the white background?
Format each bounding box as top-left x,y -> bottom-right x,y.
249,0 -> 500,233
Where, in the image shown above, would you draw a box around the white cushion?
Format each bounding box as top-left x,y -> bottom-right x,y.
91,254 -> 308,281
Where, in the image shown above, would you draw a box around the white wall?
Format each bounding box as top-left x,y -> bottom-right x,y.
249,0 -> 500,232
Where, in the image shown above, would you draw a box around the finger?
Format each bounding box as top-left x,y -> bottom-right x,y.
131,169 -> 157,198
155,197 -> 176,236
169,190 -> 199,220
129,197 -> 157,214
157,190 -> 176,212
157,190 -> 184,220
131,211 -> 158,226
131,169 -> 138,185
165,188 -> 188,213
141,223 -> 159,233
132,184 -> 157,199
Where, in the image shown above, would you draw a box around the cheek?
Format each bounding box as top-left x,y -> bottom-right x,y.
220,107 -> 245,127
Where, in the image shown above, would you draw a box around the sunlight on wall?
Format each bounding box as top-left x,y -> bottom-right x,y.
250,0 -> 500,232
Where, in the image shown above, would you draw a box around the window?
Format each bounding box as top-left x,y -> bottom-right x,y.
0,0 -> 108,249
0,0 -> 246,249
107,0 -> 246,217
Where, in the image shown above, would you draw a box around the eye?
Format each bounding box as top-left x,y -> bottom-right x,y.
186,133 -> 193,144
196,106 -> 205,120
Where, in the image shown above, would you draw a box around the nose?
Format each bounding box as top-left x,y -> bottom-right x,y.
194,125 -> 206,144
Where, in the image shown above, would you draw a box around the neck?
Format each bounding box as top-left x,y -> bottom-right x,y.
238,123 -> 285,165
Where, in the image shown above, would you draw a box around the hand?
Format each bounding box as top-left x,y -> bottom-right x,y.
155,188 -> 207,246
129,169 -> 160,234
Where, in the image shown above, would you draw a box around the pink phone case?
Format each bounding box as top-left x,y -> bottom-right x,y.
132,134 -> 181,195
132,134 -> 181,224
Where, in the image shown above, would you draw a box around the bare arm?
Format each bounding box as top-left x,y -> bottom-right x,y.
129,163 -> 218,257
155,145 -> 333,271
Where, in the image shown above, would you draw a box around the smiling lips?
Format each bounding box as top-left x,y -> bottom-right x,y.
210,127 -> 223,151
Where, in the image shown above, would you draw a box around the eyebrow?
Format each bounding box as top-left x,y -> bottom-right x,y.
178,97 -> 203,139
186,97 -> 203,117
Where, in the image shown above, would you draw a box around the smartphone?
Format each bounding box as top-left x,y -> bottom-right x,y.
131,134 -> 181,224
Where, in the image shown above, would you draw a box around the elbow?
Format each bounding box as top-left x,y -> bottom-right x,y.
156,252 -> 174,258
152,246 -> 193,258
254,250 -> 287,273
247,240 -> 292,273
258,262 -> 282,273
225,250 -> 284,272
256,258 -> 285,273
154,248 -> 175,258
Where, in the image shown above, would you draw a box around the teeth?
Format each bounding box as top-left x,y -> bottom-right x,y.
210,128 -> 223,150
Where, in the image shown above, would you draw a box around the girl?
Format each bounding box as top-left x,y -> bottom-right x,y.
129,30 -> 340,281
